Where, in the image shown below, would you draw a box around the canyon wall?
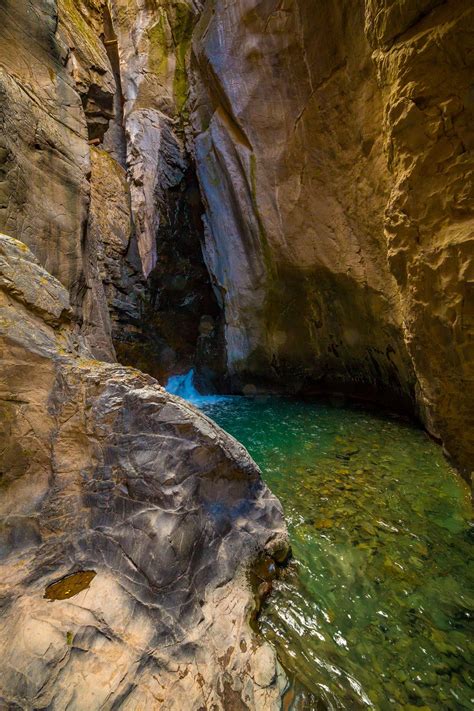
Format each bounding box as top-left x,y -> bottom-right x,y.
367,0 -> 474,477
0,3 -> 288,708
0,0 -> 472,706
0,0 -> 224,384
190,0 -> 474,476
1,0 -> 471,471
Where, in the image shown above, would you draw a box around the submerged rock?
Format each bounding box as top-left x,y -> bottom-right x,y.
0,233 -> 289,709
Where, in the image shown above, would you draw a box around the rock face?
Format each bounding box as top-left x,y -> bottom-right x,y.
0,0 -> 90,300
0,0 -> 472,706
104,0 -> 225,384
366,0 -> 474,476
191,0 -> 413,403
189,0 -> 474,476
0,0 -> 225,385
2,0 -> 470,473
0,233 -> 289,709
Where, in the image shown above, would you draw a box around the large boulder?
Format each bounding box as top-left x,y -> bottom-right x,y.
0,233 -> 289,710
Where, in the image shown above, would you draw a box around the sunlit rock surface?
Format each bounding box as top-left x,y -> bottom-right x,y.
366,0 -> 474,477
0,233 -> 289,709
0,0 -> 90,297
190,0 -> 474,477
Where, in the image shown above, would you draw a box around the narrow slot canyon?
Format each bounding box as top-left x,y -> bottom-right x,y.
0,1 -> 472,710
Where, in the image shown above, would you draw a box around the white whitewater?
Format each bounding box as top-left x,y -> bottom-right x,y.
165,369 -> 231,406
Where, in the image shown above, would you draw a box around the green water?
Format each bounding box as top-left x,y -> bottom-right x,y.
202,397 -> 473,711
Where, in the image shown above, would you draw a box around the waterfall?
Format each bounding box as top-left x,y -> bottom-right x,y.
165,369 -> 230,406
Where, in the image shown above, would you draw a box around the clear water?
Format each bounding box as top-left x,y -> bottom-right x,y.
199,395 -> 473,711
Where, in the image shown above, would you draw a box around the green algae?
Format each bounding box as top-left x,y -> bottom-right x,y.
147,2 -> 194,115
147,13 -> 170,80
58,0 -> 106,67
203,397 -> 473,711
170,2 -> 194,114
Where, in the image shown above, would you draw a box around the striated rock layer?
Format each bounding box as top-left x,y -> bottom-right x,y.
190,0 -> 474,477
0,0 -> 224,385
0,233 -> 289,709
103,0 -> 225,384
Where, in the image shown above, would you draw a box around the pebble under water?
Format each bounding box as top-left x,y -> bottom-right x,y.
201,396 -> 473,711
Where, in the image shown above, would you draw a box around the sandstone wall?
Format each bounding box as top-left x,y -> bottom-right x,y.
367,0 -> 474,473
0,0 -> 120,361
0,0 -> 224,383
190,0 -> 474,475
0,0 -> 90,298
191,0 -> 416,402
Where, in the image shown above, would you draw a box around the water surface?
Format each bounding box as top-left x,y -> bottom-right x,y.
201,396 -> 473,711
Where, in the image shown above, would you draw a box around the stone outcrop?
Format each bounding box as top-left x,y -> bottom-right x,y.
0,0 -> 120,363
104,0 -> 225,384
189,0 -> 474,477
104,0 -> 195,276
0,233 -> 289,709
58,0 -> 116,142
